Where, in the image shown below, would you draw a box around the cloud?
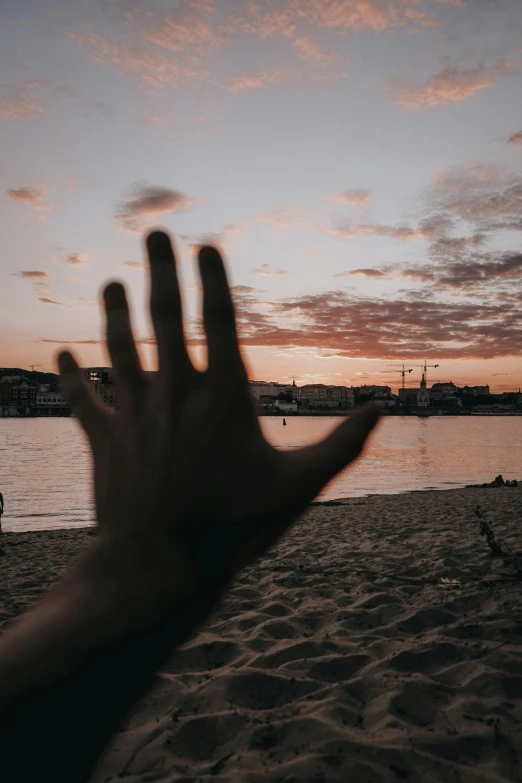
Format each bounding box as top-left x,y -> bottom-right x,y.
389,59 -> 519,110
66,252 -> 88,266
329,163 -> 522,258
136,0 -> 225,56
17,271 -> 68,306
255,207 -> 303,228
225,288 -> 522,360
0,81 -> 43,120
338,251 -> 522,294
67,0 -> 459,99
189,221 -> 250,250
251,263 -> 290,278
6,185 -> 55,219
431,162 -> 522,232
123,261 -> 145,270
335,268 -> 386,279
291,35 -> 347,66
67,31 -> 209,92
225,0 -> 443,38
70,297 -> 101,306
38,297 -> 67,306
116,183 -> 198,233
509,131 -> 522,144
19,270 -> 50,279
332,190 -> 372,207
228,68 -> 296,93
231,285 -> 258,293
40,338 -> 103,344
329,220 -> 432,240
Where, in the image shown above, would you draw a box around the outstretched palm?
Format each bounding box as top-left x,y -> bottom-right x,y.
59,231 -> 379,628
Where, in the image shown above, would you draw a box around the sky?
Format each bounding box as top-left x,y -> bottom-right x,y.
1,0 -> 522,393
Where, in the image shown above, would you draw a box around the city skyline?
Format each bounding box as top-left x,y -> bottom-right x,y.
2,362 -> 518,398
2,1 -> 522,392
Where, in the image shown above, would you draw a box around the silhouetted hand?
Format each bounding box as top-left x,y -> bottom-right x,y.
59,231 -> 379,633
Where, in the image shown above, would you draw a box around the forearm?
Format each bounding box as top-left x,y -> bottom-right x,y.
0,535 -> 217,783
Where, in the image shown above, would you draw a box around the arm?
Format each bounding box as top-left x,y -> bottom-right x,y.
0,231 -> 379,782
0,539 -> 217,783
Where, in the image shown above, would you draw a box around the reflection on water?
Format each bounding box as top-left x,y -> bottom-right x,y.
1,416 -> 521,532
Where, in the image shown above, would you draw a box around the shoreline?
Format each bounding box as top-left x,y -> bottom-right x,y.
2,483 -> 521,536
4,411 -> 522,419
3,483 -> 522,535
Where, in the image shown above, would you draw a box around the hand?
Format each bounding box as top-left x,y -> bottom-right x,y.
59,231 -> 380,634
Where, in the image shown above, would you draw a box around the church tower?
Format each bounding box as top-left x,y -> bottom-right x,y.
417,372 -> 430,409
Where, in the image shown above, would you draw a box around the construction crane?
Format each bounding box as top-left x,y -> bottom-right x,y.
29,364 -> 42,372
415,361 -> 439,383
381,364 -> 413,389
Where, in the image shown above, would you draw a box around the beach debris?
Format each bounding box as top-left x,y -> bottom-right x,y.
475,504 -> 522,578
467,476 -> 519,488
439,577 -> 461,587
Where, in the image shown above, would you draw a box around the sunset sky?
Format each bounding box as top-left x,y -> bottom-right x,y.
2,0 -> 522,392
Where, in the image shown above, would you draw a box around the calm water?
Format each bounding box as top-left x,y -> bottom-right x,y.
1,416 -> 521,532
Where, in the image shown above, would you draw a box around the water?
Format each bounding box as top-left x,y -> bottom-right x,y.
1,416 -> 520,532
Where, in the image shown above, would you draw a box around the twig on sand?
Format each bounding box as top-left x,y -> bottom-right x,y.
474,504 -> 522,579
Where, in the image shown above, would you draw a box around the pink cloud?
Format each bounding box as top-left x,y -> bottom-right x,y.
6,185 -> 54,219
66,253 -> 88,267
0,82 -> 43,121
251,263 -> 291,278
19,270 -> 50,279
330,221 -> 431,240
116,183 -> 198,232
228,68 -> 296,93
389,59 -> 520,111
255,207 -> 303,228
39,297 -> 68,307
123,261 -> 145,270
335,268 -> 386,279
69,0 -> 455,99
332,190 -> 373,207
509,131 -> 522,144
67,31 -> 209,92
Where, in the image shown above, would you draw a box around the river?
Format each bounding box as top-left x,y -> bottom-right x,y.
1,416 -> 520,532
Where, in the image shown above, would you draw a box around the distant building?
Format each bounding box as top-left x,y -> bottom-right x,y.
275,399 -> 298,412
298,384 -> 354,409
36,392 -> 67,407
358,385 -> 392,397
397,388 -> 418,405
429,381 -> 461,410
431,382 -> 457,394
357,385 -> 396,408
2,378 -> 37,407
249,380 -> 297,404
462,385 -> 490,396
83,367 -> 118,408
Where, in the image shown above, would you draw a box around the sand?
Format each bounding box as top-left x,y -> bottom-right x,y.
1,487 -> 522,782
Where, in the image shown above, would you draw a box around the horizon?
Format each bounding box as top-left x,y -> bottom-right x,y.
2,0 -> 522,393
3,364 -> 520,399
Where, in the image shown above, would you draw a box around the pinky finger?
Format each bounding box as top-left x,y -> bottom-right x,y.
58,351 -> 107,446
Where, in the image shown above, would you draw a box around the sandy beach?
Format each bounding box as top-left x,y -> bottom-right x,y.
1,487 -> 522,782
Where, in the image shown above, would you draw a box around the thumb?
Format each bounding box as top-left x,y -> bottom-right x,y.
287,405 -> 381,503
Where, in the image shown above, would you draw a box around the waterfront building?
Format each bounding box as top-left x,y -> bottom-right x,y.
83,367 -> 118,408
298,384 -> 354,409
